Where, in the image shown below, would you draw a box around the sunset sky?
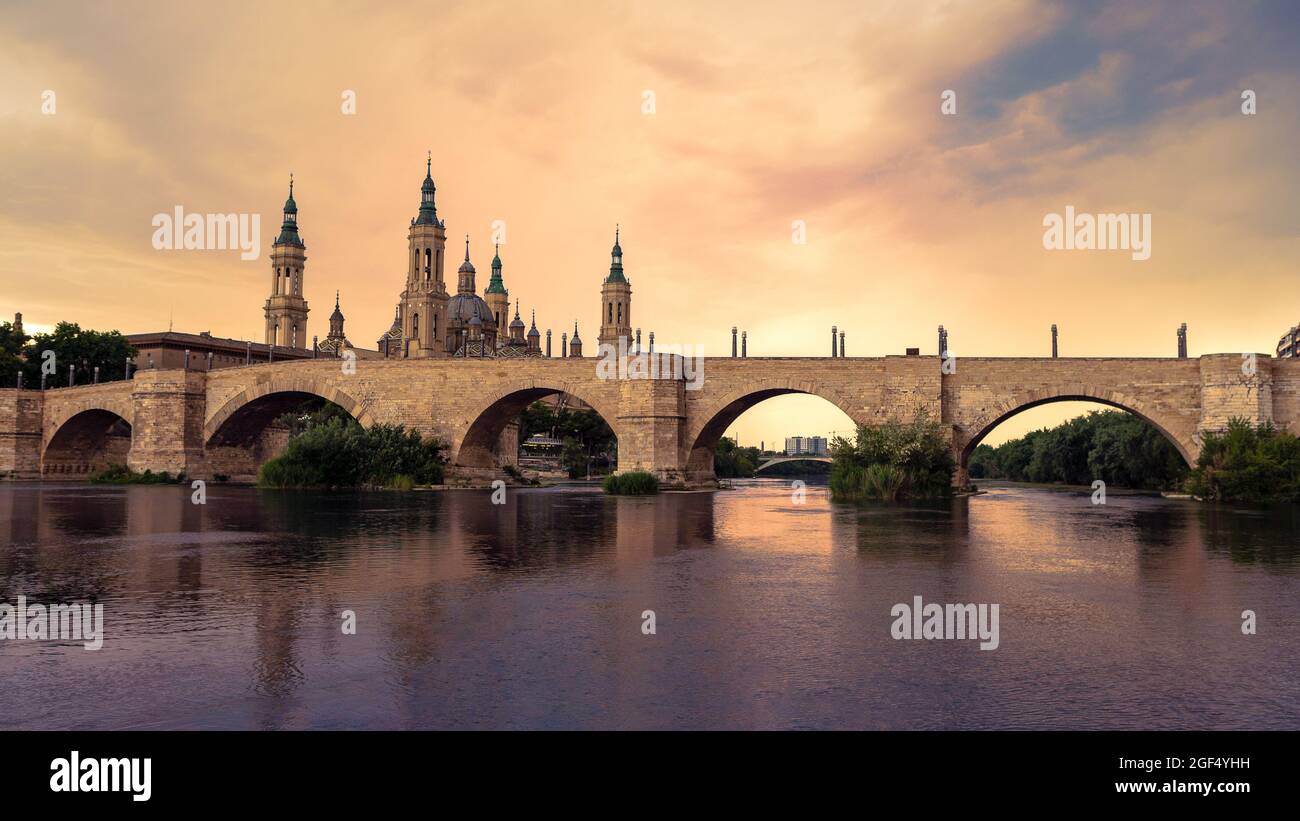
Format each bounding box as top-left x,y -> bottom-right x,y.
2,0 -> 1297,448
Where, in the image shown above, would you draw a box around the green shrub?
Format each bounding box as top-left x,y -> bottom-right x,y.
829,413 -> 955,502
1185,418 -> 1300,503
257,414 -> 446,489
88,464 -> 175,484
602,471 -> 660,495
386,474 -> 415,491
863,463 -> 906,501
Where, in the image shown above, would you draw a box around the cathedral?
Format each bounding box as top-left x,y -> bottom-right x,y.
260,159 -> 633,361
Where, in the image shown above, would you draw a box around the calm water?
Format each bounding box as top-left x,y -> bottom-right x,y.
1,479 -> 1298,730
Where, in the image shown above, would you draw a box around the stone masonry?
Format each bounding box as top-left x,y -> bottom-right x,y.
3,353 -> 1297,485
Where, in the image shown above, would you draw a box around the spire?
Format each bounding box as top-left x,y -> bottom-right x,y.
276,173 -> 303,246
457,235 -> 476,293
485,242 -> 507,294
572,320 -> 581,341
414,152 -> 439,225
527,308 -> 540,337
327,289 -> 346,341
605,224 -> 626,283
509,298 -> 525,339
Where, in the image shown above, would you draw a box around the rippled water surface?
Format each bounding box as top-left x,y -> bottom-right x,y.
1,480 -> 1298,730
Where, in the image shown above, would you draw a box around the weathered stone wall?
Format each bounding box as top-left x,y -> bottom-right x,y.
1197,353 -> 1275,437
127,369 -> 208,476
0,389 -> 44,478
1270,358 -> 1300,433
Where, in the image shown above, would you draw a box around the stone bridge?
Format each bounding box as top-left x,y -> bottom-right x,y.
2,352 -> 1296,485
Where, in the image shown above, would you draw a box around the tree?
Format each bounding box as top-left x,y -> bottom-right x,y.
20,322 -> 136,387
0,319 -> 29,386
971,410 -> 1187,489
714,436 -> 760,477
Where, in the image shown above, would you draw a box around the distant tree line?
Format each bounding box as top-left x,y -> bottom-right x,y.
967,410 -> 1187,490
0,319 -> 136,388
714,437 -> 760,478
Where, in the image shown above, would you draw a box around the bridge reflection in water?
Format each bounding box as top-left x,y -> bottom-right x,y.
1,480 -> 1298,730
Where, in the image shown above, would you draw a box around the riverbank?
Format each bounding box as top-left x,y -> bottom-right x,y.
972,479 -> 1166,497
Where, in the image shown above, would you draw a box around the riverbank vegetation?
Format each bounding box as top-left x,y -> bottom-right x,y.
829,415 -> 956,502
89,464 -> 179,484
257,403 -> 446,489
1185,419 -> 1300,503
967,410 -> 1187,490
602,471 -> 660,495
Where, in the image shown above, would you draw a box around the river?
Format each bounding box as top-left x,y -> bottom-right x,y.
1,479 -> 1297,729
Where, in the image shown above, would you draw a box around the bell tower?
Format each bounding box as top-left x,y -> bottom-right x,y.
598,225 -> 632,351
264,175 -> 310,348
484,242 -> 510,342
397,153 -> 449,357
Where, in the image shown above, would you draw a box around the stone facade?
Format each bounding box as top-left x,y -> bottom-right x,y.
3,353 -> 1296,485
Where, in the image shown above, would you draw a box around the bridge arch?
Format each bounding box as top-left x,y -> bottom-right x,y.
203,379 -> 370,480
958,386 -> 1197,469
683,381 -> 863,481
43,404 -> 134,476
204,379 -> 370,445
455,381 -> 622,471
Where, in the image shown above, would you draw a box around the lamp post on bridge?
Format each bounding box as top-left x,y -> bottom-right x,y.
1052,324 -> 1058,358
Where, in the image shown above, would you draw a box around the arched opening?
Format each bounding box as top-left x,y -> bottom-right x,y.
686,391 -> 856,481
205,391 -> 359,482
458,388 -> 619,480
962,398 -> 1192,489
44,409 -> 132,477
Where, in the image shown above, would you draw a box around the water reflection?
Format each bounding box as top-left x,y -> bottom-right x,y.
0,480 -> 1298,729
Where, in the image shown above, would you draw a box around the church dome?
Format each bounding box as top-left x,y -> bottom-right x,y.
447,293 -> 495,326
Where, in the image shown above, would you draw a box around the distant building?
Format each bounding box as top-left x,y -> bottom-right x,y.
1278,323 -> 1300,358
784,436 -> 828,456
126,330 -> 315,371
